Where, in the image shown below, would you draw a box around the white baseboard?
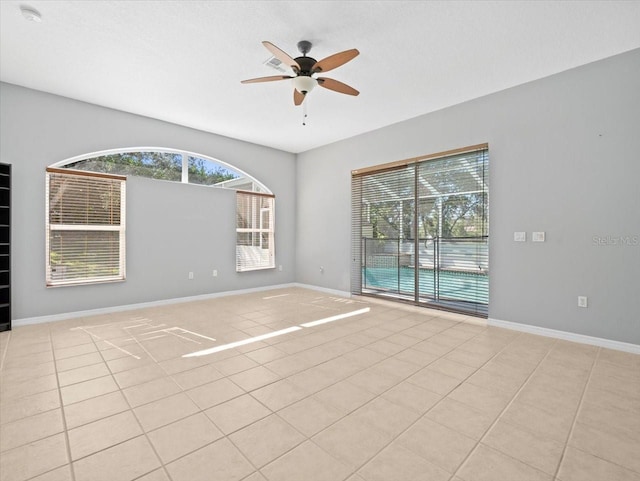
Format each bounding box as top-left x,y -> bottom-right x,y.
11,284 -> 362,327
11,284 -> 639,355
292,283 -> 352,299
489,318 -> 640,354
12,283 -> 298,327
351,294 -> 487,326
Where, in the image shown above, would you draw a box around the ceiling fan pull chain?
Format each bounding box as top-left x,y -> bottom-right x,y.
302,99 -> 308,126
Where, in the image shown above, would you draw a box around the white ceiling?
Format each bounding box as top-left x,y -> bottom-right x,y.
1,1 -> 639,153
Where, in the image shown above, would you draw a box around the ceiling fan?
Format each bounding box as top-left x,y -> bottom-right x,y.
241,40 -> 360,106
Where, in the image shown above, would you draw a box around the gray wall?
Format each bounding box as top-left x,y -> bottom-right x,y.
296,49 -> 640,344
0,83 -> 297,319
3,49 -> 639,345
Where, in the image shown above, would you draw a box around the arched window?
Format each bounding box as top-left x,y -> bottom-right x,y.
46,149 -> 274,286
52,148 -> 270,193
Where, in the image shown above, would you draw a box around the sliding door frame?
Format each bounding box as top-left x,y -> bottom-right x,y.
351,143 -> 489,317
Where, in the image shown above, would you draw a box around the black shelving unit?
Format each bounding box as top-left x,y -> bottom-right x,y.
0,163 -> 10,330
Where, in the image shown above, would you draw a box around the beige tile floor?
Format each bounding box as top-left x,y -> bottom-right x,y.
1,287 -> 639,481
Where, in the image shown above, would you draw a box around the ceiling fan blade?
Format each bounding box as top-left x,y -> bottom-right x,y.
293,89 -> 305,106
317,77 -> 360,96
312,49 -> 359,73
241,75 -> 291,84
262,41 -> 301,72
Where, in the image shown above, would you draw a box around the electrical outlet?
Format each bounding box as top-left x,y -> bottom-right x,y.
278,265 -> 283,272
188,272 -> 194,280
578,296 -> 588,308
213,270 -> 218,277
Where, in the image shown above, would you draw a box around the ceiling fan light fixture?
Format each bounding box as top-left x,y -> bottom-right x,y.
292,76 -> 317,94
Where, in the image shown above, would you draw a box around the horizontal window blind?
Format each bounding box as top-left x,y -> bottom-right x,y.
236,191 -> 275,272
46,168 -> 126,286
352,144 -> 489,317
355,164 -> 417,301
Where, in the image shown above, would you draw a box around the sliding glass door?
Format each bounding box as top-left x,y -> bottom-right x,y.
351,145 -> 489,317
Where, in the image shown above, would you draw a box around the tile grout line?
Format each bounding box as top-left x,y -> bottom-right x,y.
343,328 -> 532,480
111,311 -> 286,480
2,304 -> 466,481
218,314 -> 400,480
82,314 -> 175,481
155,335 -> 278,480
242,312 -> 459,480
187,295 -> 381,478
448,336 -> 562,481
1,297 -> 491,481
551,346 -> 600,481
251,320 -> 513,480
50,313 -> 303,478
4,297 -> 364,478
0,328 -> 11,372
161,304 -> 406,478
172,309 -> 471,480
48,323 -> 78,481
10,291 -> 623,481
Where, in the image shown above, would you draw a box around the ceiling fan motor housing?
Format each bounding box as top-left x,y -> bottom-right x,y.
241,40 -> 359,104
292,55 -> 318,94
293,56 -> 318,76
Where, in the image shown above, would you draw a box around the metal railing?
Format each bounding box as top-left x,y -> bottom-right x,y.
362,236 -> 488,315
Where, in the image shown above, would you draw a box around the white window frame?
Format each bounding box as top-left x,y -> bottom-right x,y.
236,191 -> 275,272
49,148 -> 276,279
48,148 -> 271,193
46,168 -> 126,287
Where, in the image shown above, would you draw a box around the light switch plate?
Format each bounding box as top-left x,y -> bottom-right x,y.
514,232 -> 526,242
532,231 -> 546,242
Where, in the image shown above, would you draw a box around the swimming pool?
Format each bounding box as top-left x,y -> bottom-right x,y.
363,266 -> 488,307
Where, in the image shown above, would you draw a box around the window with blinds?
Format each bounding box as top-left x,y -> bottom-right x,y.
236,191 -> 275,272
352,144 -> 489,317
46,168 -> 126,287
